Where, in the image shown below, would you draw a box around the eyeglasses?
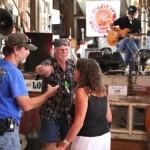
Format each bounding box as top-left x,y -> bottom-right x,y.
13,39 -> 31,46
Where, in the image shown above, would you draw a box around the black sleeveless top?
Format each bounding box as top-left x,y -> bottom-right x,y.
70,94 -> 110,137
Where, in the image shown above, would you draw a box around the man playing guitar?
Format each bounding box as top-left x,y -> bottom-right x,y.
108,5 -> 141,69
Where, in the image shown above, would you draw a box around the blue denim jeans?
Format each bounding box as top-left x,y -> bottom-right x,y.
116,37 -> 139,64
0,126 -> 20,150
40,117 -> 69,143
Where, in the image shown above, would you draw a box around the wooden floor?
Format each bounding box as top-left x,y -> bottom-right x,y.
111,139 -> 148,150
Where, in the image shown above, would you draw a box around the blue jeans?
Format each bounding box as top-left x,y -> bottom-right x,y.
116,37 -> 139,64
40,117 -> 69,143
0,126 -> 20,150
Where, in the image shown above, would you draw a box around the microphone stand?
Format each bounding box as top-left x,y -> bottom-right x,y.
77,28 -> 86,58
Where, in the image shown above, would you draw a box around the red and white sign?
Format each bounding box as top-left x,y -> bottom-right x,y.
86,1 -> 120,37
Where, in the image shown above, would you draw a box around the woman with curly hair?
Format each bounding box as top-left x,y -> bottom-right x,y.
57,58 -> 112,150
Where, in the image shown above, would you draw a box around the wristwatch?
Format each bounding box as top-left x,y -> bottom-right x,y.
63,139 -> 69,145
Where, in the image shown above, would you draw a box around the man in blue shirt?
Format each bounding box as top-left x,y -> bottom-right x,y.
0,33 -> 59,150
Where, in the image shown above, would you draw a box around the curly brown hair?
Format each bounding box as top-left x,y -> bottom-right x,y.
76,58 -> 106,94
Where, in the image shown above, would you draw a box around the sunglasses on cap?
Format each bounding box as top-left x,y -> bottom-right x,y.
13,39 -> 31,46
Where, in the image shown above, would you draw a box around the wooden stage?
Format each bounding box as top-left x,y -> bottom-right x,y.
111,139 -> 148,150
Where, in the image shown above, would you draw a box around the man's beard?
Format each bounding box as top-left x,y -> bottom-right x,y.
19,58 -> 26,64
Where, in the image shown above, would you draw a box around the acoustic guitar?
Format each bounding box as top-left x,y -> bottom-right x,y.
107,27 -> 141,46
